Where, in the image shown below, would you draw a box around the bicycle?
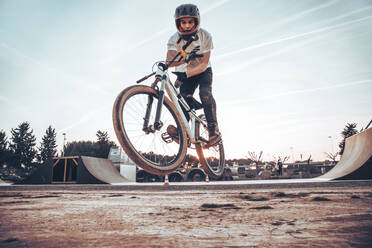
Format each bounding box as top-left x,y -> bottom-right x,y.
112,37 -> 225,179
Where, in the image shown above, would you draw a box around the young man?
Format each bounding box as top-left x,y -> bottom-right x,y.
166,3 -> 221,147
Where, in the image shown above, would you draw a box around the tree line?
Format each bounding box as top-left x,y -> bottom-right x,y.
0,122 -> 117,172
0,121 -> 361,175
64,130 -> 117,158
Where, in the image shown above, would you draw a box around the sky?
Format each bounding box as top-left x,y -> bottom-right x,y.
1,0 -> 371,162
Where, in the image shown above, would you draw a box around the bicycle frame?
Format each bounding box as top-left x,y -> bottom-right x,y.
139,35 -> 210,144
145,65 -> 208,144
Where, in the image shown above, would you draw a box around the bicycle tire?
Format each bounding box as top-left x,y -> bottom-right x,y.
113,85 -> 188,175
195,115 -> 225,179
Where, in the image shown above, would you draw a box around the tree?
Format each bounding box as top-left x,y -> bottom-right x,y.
0,130 -> 13,166
64,130 -> 117,158
95,130 -> 117,158
9,122 -> 37,167
296,154 -> 312,164
96,130 -> 109,144
38,126 -> 58,163
247,151 -> 263,164
325,152 -> 338,164
0,130 -> 7,152
273,156 -> 290,163
64,141 -> 97,157
339,123 -> 358,155
247,151 -> 264,171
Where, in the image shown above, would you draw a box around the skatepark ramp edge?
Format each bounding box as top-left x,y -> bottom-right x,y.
80,156 -> 130,184
318,127 -> 372,180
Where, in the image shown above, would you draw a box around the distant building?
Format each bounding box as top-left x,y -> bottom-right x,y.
108,147 -> 136,182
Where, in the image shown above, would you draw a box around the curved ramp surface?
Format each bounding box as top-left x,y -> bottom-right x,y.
80,156 -> 130,184
0,179 -> 11,185
318,127 -> 372,180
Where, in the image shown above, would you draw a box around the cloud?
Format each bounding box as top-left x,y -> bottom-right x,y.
214,15 -> 372,77
269,0 -> 339,27
223,79 -> 372,106
0,42 -> 43,67
216,0 -> 338,52
59,107 -> 105,134
101,27 -> 173,65
0,95 -> 10,104
201,0 -> 232,15
215,35 -> 319,76
0,94 -> 27,112
0,42 -> 112,96
214,8 -> 372,61
101,0 -> 233,65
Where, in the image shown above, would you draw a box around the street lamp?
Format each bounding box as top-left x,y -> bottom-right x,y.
328,136 -> 334,153
290,146 -> 294,163
62,133 -> 66,156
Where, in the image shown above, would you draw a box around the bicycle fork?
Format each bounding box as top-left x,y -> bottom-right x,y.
142,76 -> 166,134
142,74 -> 208,145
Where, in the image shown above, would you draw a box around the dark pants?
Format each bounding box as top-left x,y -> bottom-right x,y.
179,68 -> 218,134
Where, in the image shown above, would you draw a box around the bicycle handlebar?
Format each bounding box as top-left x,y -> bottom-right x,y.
136,36 -> 198,84
136,72 -> 156,84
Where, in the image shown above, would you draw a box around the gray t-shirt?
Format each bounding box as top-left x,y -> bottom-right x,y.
167,28 -> 213,72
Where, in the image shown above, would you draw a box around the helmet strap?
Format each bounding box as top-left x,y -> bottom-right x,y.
181,34 -> 193,41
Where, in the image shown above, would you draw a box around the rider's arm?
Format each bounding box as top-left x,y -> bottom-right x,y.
166,50 -> 185,67
186,51 -> 210,78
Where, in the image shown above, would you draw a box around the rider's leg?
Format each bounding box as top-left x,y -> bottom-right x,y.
197,68 -> 221,145
179,78 -> 198,121
166,78 -> 197,143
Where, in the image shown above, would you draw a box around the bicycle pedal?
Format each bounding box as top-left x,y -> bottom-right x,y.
161,132 -> 173,143
196,136 -> 206,141
202,137 -> 222,149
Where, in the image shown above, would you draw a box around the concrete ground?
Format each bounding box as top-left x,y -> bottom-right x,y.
0,181 -> 372,247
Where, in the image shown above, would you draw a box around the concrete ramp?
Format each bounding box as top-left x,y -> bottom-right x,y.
80,156 -> 130,184
318,127 -> 372,180
0,179 -> 11,185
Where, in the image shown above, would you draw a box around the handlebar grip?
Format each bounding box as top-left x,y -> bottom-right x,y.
136,72 -> 155,84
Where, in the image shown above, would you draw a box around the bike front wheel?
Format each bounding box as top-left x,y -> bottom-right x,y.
195,115 -> 225,179
113,85 -> 188,175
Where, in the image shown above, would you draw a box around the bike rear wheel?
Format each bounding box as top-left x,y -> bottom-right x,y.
113,85 -> 188,175
195,115 -> 225,179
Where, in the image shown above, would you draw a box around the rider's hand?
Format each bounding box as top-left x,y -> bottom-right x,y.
185,53 -> 194,63
158,62 -> 168,71
185,53 -> 204,63
172,71 -> 187,82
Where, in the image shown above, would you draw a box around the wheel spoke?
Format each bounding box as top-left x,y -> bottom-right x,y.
118,88 -> 186,169
195,115 -> 225,179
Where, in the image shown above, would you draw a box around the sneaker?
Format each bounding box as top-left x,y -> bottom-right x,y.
166,125 -> 180,144
203,133 -> 222,149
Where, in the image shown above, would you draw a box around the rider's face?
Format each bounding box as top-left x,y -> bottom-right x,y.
180,17 -> 195,32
